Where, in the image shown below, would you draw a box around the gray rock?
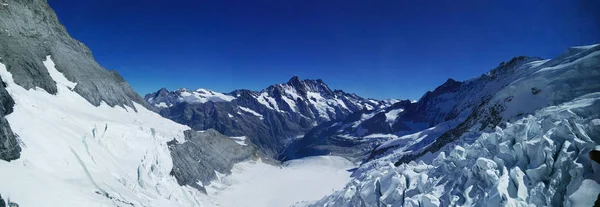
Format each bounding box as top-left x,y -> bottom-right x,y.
0,75 -> 19,161
168,129 -> 259,192
0,0 -> 146,110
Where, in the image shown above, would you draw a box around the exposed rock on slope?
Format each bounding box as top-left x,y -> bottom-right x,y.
0,0 -> 144,109
168,129 -> 258,193
0,76 -> 18,161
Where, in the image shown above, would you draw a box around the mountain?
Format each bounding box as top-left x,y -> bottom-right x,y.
284,47 -> 600,164
299,44 -> 600,206
144,76 -> 399,157
0,1 -> 256,205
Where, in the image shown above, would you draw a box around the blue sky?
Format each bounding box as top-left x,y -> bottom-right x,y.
48,0 -> 599,100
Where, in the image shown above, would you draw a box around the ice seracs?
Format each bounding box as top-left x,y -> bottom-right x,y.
305,93 -> 600,207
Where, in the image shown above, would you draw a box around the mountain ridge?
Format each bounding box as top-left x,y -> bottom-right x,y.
144,76 -> 400,158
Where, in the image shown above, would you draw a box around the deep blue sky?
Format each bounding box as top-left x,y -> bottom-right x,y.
47,0 -> 599,100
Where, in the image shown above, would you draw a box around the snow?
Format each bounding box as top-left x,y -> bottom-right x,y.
376,119 -> 461,151
257,92 -> 281,112
155,102 -> 169,108
535,50 -> 600,73
572,44 -> 599,50
335,98 -> 349,110
177,88 -> 236,104
568,179 -> 600,207
282,85 -> 303,100
229,136 -> 248,146
384,108 -> 404,123
306,92 -> 600,207
202,156 -> 355,207
43,55 -> 77,90
306,91 -> 336,120
363,134 -> 398,139
238,106 -> 264,120
0,58 -> 203,206
281,95 -> 298,112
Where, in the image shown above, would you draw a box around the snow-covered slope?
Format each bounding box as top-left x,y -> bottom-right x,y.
0,1 -> 261,204
144,76 -> 399,157
303,92 -> 600,207
0,58 -> 205,206
146,88 -> 236,108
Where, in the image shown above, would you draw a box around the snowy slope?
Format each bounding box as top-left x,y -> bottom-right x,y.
146,88 -> 236,108
304,92 -> 600,207
0,57 -> 205,206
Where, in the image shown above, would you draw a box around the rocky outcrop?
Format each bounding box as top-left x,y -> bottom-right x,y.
0,194 -> 18,207
0,0 -> 145,109
0,75 -> 18,161
168,129 -> 259,192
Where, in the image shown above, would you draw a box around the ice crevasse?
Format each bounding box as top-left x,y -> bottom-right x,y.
306,92 -> 600,207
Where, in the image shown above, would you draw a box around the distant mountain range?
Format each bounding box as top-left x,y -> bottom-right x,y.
144,76 -> 400,157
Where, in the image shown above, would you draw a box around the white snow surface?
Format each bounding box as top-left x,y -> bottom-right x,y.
229,136 -> 248,146
0,57 -> 204,206
238,106 -> 264,120
385,108 -> 404,123
201,156 -> 355,207
257,92 -> 282,112
304,93 -> 600,207
177,88 -> 236,104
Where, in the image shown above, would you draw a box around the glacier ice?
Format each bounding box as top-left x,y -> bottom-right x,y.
303,93 -> 600,207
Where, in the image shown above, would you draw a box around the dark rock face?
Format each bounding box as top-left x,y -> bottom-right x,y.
145,77 -> 397,158
0,0 -> 146,109
0,194 -> 18,207
168,129 -> 258,192
0,75 -> 18,161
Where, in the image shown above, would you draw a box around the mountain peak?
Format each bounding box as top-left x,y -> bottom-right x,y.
288,75 -> 301,84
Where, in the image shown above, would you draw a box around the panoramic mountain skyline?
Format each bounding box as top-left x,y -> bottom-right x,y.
1,1 -> 599,206
46,0 -> 600,100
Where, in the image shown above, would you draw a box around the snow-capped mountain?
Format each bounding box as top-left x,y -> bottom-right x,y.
295,44 -> 600,206
144,76 -> 399,157
285,46 -> 600,164
0,1 -> 256,205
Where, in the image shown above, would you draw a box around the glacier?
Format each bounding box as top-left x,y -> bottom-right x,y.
302,92 -> 600,207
